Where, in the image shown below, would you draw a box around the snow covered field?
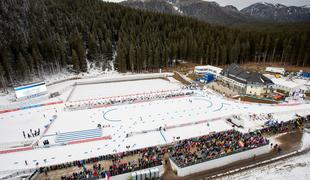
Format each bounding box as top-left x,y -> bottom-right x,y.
0,76 -> 309,176
0,106 -> 59,145
69,79 -> 180,101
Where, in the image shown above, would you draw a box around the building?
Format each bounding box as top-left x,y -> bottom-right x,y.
265,67 -> 285,75
197,73 -> 215,84
14,81 -> 48,100
220,64 -> 274,96
271,77 -> 310,96
194,65 -> 222,77
301,72 -> 310,78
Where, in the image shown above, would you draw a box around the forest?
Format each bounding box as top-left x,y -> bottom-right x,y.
0,0 -> 309,88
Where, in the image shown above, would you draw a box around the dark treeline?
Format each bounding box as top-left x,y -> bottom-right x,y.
0,0 -> 309,88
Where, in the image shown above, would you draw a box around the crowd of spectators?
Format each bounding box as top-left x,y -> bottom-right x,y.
40,114 -> 309,179
249,113 -> 274,121
41,147 -> 166,180
256,114 -> 309,135
66,90 -> 194,111
170,130 -> 269,167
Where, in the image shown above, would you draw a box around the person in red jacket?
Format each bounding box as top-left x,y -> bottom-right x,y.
93,170 -> 98,177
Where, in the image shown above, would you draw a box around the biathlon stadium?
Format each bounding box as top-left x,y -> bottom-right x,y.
0,73 -> 309,180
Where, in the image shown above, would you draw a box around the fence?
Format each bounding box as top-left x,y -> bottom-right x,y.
0,140 -> 33,151
0,168 -> 37,180
0,101 -> 63,114
75,73 -> 173,86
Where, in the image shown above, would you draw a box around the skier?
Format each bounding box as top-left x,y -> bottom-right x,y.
23,131 -> 26,139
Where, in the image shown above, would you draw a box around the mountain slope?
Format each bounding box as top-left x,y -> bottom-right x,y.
121,0 -> 178,14
121,0 -> 310,24
241,2 -> 310,22
121,0 -> 252,25
177,0 -> 251,25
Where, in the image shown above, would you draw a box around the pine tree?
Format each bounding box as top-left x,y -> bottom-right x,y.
115,47 -> 126,72
0,63 -> 7,91
1,48 -> 15,85
88,33 -> 98,61
154,46 -> 160,68
72,49 -> 80,71
25,53 -> 34,74
58,39 -> 67,67
32,47 -> 44,78
140,42 -> 147,71
220,45 -> 227,65
129,45 -> 135,72
77,39 -> 87,72
16,53 -> 30,80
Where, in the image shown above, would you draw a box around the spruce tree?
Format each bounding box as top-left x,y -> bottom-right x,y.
16,53 -> 30,80
72,49 -> 80,71
0,63 -> 7,90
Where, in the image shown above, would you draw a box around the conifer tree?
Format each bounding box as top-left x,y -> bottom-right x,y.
72,49 -> 80,71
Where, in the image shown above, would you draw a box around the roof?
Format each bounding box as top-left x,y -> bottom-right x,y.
194,65 -> 223,75
265,67 -> 285,74
271,77 -> 310,91
221,63 -> 273,85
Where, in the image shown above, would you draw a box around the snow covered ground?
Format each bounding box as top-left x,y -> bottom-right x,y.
0,106 -> 60,145
0,76 -> 309,176
0,69 -> 122,107
69,79 -> 180,101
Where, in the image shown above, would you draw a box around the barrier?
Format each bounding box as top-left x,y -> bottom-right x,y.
130,167 -> 161,180
66,83 -> 76,102
109,166 -> 163,180
165,116 -> 225,130
0,168 -> 37,180
159,130 -> 167,143
0,146 -> 33,154
68,89 -> 181,103
0,140 -> 33,150
66,90 -> 193,111
75,73 -> 173,86
46,77 -> 81,86
0,101 -> 63,114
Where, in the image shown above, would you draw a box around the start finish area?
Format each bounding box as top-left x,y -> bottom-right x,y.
0,79 -> 309,172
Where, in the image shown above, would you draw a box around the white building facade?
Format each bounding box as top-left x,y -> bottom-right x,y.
194,65 -> 223,77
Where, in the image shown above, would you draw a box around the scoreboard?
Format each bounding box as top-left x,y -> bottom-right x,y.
14,81 -> 47,99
